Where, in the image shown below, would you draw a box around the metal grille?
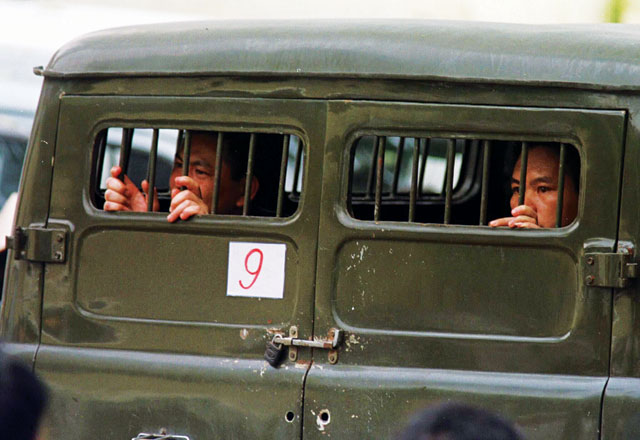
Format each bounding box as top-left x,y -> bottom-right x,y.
96,128 -> 304,218
349,136 -> 578,227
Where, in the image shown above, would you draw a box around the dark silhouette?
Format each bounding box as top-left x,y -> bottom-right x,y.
0,347 -> 47,440
397,402 -> 523,440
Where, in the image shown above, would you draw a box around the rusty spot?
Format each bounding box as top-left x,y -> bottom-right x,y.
267,327 -> 285,335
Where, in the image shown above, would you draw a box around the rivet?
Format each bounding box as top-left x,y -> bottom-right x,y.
56,233 -> 64,243
586,275 -> 595,285
54,251 -> 63,260
586,256 -> 594,266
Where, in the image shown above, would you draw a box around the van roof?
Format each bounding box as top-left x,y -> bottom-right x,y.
45,20 -> 640,91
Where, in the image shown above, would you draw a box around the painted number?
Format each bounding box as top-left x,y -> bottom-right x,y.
239,248 -> 264,290
227,242 -> 286,299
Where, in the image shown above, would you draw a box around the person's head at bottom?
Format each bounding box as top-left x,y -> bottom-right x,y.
397,402 -> 522,440
0,348 -> 47,440
489,143 -> 579,229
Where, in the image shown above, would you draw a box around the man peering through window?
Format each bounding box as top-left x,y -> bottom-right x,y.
489,143 -> 579,229
104,131 -> 259,222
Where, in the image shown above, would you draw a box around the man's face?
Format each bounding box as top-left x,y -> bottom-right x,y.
510,146 -> 578,228
170,133 -> 245,215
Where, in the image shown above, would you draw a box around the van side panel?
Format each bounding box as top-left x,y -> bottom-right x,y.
603,107 -> 640,439
0,81 -> 61,364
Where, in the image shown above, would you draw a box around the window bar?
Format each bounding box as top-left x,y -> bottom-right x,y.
518,142 -> 529,206
418,138 -> 430,197
276,134 -> 291,217
409,138 -> 421,222
479,140 -> 491,225
211,132 -> 225,214
366,136 -> 380,199
243,133 -> 257,216
117,128 -> 133,182
443,139 -> 456,224
177,129 -> 184,153
178,130 -> 192,193
182,130 -> 192,177
391,137 -> 405,197
292,138 -> 303,196
555,143 -> 567,228
374,136 -> 386,222
146,129 -> 159,212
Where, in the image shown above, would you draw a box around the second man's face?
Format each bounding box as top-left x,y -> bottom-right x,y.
510,146 -> 578,228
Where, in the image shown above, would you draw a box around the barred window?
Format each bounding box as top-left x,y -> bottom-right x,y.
349,136 -> 580,228
93,128 -> 304,218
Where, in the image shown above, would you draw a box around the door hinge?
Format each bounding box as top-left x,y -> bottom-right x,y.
273,327 -> 343,364
584,250 -> 637,288
6,226 -> 67,263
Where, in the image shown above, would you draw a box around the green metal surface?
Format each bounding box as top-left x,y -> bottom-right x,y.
45,21 -> 640,91
36,96 -> 326,439
0,80 -> 63,364
3,19 -> 640,440
306,101 -> 624,438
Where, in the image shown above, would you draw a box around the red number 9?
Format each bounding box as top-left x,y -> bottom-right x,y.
239,248 -> 264,290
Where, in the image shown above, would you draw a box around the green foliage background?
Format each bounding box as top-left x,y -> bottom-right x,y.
606,0 -> 629,22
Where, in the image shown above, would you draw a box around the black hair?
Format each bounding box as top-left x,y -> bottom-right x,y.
396,402 -> 523,440
508,142 -> 580,192
0,347 -> 48,440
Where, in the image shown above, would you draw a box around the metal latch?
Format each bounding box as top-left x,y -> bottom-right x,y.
6,226 -> 67,263
273,327 -> 343,364
584,250 -> 637,288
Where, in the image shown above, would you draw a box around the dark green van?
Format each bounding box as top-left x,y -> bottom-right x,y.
3,20 -> 640,439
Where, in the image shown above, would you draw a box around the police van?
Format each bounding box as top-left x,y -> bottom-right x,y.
2,20 -> 639,439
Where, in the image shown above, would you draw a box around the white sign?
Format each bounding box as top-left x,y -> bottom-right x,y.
226,242 -> 287,299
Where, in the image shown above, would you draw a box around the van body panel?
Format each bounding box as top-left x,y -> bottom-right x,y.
46,21 -> 640,91
0,81 -> 62,363
305,100 -> 625,437
34,95 -> 326,439
603,98 -> 640,438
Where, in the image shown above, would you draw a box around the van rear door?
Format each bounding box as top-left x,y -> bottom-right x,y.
304,100 -> 625,439
35,95 -> 326,440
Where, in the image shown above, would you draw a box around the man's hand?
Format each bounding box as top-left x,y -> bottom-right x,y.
489,205 -> 541,229
167,175 -> 208,222
104,166 -> 158,212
